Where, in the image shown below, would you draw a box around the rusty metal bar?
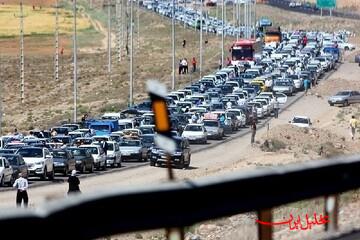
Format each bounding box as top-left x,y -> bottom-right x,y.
258,209 -> 272,240
325,195 -> 339,232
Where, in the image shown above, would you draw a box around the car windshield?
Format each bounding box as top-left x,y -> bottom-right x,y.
17,148 -> 43,158
5,156 -> 18,165
52,137 -> 71,144
203,121 -> 218,127
140,128 -> 153,134
335,91 -> 350,96
82,147 -> 98,154
293,117 -> 309,124
185,125 -> 203,131
228,110 -> 240,116
69,149 -> 87,156
120,141 -> 140,147
275,81 -> 289,86
51,151 -> 67,158
91,125 -> 110,131
141,135 -> 154,143
106,143 -> 114,151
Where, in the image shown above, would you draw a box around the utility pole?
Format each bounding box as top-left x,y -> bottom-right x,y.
200,0 -> 203,79
0,54 -> 2,135
137,0 -> 140,49
73,0 -> 78,122
116,0 -> 121,62
54,0 -> 60,82
107,1 -> 111,76
129,0 -> 134,106
221,0 -> 224,67
253,0 -> 256,39
171,0 -> 175,90
19,1 -> 25,104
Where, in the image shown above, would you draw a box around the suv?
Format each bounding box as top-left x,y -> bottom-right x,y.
16,147 -> 54,180
105,141 -> 122,168
150,137 -> 191,169
50,149 -> 76,176
79,145 -> 106,170
0,157 -> 13,186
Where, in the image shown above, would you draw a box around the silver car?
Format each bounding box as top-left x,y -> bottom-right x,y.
203,120 -> 224,140
328,90 -> 360,107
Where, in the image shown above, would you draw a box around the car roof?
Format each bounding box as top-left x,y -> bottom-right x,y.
293,115 -> 310,119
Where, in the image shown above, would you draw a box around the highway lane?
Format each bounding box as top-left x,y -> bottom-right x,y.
0,66 -> 338,192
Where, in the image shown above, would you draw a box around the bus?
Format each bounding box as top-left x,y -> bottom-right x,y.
264,26 -> 282,47
230,39 -> 263,65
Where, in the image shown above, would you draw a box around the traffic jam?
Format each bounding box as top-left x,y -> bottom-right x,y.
0,6 -> 353,188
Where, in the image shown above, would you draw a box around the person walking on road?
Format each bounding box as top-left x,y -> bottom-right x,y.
67,170 -> 81,195
349,115 -> 359,140
251,120 -> 257,146
274,97 -> 280,119
13,173 -> 29,208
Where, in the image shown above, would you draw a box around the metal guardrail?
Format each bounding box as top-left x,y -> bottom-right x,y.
1,154 -> 360,239
267,0 -> 360,20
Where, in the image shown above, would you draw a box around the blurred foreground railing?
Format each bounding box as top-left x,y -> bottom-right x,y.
1,155 -> 360,239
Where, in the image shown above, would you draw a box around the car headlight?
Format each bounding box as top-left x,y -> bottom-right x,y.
107,154 -> 115,158
35,161 -> 44,166
152,149 -> 159,154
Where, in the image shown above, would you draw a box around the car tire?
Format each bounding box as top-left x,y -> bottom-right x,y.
345,46 -> 349,51
40,167 -> 47,180
0,175 -> 4,187
150,161 -> 155,166
81,164 -> 86,173
63,168 -> 68,177
329,103 -> 334,106
343,100 -> 349,107
8,175 -> 15,187
48,168 -> 55,180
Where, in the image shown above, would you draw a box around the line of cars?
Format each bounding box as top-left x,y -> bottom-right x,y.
0,27 -> 347,185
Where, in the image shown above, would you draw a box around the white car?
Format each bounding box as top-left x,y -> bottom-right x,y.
80,145 -> 106,170
289,116 -> 312,128
0,157 -> 13,186
273,92 -> 288,104
16,147 -> 54,180
182,124 -> 207,144
336,40 -> 355,51
226,109 -> 246,128
105,141 -> 122,168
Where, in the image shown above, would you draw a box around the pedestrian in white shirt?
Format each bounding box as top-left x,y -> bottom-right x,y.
13,173 -> 29,208
226,100 -> 232,109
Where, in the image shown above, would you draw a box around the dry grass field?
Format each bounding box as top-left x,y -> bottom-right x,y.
0,4 -> 91,37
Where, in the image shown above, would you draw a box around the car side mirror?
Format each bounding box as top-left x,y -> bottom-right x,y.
5,163 -> 9,168
45,154 -> 52,158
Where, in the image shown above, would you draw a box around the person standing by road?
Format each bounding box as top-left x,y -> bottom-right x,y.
102,140 -> 108,156
274,97 -> 280,119
218,59 -> 222,70
349,115 -> 359,140
13,173 -> 29,208
251,120 -> 257,146
67,170 -> 81,195
304,78 -> 311,95
192,57 -> 197,73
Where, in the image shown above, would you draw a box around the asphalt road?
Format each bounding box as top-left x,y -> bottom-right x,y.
0,66 -> 338,192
